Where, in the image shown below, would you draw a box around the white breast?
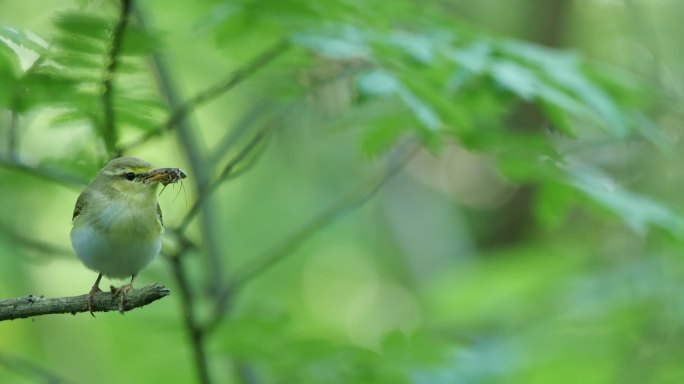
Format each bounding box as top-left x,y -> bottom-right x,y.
71,225 -> 161,278
71,198 -> 162,279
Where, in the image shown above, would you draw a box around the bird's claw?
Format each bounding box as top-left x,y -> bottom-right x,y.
87,285 -> 102,317
111,283 -> 133,314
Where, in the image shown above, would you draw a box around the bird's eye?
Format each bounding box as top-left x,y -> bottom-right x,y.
124,172 -> 136,181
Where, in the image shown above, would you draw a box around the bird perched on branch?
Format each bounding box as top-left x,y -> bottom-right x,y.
70,157 -> 186,315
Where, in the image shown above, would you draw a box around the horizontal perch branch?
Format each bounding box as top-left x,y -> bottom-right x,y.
0,284 -> 170,321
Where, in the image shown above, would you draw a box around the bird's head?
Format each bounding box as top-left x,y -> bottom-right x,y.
94,156 -> 187,198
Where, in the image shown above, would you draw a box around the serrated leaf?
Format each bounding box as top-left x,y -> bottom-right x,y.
357,69 -> 441,132
499,40 -> 631,137
54,35 -> 106,56
445,41 -> 491,74
550,66 -> 628,137
384,31 -> 437,64
490,60 -> 538,101
54,12 -> 111,41
357,70 -> 401,96
397,88 -> 440,131
14,72 -> 79,111
50,52 -> 103,71
115,107 -> 163,132
0,26 -> 48,56
563,163 -> 684,236
293,31 -> 370,59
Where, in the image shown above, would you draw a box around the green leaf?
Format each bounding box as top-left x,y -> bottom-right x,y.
563,163 -> 684,236
54,35 -> 106,56
445,41 -> 491,74
357,69 -> 441,132
535,182 -> 580,229
293,29 -> 370,59
499,40 -> 630,137
384,31 -> 438,64
357,69 -> 401,96
489,60 -> 539,101
121,25 -> 161,55
115,97 -> 166,132
50,109 -> 90,127
397,88 -> 440,131
0,26 -> 47,56
361,118 -> 410,156
14,72 -> 78,112
0,38 -> 22,107
53,12 -> 111,41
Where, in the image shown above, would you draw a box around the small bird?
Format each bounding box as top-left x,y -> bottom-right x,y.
70,157 -> 186,315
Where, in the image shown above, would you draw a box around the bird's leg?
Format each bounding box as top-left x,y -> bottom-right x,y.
111,274 -> 136,314
87,273 -> 103,317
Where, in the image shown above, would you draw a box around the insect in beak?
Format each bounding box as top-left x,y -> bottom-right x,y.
143,168 -> 187,186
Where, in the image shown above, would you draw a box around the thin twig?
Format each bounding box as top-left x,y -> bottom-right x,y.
0,158 -> 88,188
0,351 -> 74,384
148,50 -> 225,295
207,138 -> 421,329
8,111 -> 18,161
208,101 -> 277,165
101,0 -> 133,157
134,4 -> 225,296
123,39 -> 290,150
177,130 -> 269,233
168,256 -> 212,384
132,5 -> 216,383
0,284 -> 170,321
168,39 -> 289,128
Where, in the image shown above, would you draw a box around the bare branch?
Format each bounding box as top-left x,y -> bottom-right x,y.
207,138 -> 421,329
177,129 -> 269,233
146,36 -> 225,297
167,39 -> 289,129
7,111 -> 18,161
132,5 -> 216,383
102,0 -> 133,157
168,256 -> 212,384
0,284 -> 169,321
122,39 -> 289,150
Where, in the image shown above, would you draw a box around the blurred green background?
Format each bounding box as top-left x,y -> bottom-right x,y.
2,0 -> 684,383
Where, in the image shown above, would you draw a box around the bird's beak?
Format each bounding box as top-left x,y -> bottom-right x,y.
143,168 -> 187,186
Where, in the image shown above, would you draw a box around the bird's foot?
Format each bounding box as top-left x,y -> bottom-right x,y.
111,283 -> 134,314
87,285 -> 102,317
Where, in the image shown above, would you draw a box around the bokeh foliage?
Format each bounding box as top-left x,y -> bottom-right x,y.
1,0 -> 684,383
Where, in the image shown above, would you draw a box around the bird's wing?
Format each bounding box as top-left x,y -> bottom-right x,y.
72,191 -> 88,221
156,203 -> 163,227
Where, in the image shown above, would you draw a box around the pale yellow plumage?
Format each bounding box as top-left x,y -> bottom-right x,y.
70,156 -> 186,315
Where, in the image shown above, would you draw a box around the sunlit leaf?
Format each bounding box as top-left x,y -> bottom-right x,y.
357,69 -> 401,96
563,163 -> 684,236
0,26 -> 47,56
293,29 -> 370,59
490,60 -> 539,101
